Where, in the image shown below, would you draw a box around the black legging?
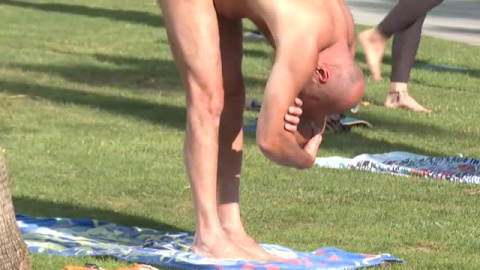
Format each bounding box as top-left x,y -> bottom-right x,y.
377,0 -> 444,83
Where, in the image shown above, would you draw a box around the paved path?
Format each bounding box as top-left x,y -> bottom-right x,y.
346,0 -> 480,46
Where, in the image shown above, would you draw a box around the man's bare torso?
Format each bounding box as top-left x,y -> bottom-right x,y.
214,0 -> 355,52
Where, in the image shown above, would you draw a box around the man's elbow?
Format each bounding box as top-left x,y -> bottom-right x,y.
256,135 -> 279,160
257,131 -> 289,165
256,134 -> 311,169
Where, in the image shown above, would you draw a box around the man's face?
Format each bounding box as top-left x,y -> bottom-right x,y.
300,65 -> 365,119
299,78 -> 330,121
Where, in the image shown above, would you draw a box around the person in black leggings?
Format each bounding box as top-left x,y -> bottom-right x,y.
359,0 -> 444,113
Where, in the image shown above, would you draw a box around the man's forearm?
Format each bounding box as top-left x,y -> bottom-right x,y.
257,133 -> 315,169
256,39 -> 320,169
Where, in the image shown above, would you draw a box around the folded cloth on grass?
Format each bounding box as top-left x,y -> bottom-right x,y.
315,151 -> 480,184
18,215 -> 403,269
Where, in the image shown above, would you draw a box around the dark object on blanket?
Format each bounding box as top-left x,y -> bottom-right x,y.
326,114 -> 346,132
328,114 -> 373,132
0,148 -> 31,270
340,116 -> 373,129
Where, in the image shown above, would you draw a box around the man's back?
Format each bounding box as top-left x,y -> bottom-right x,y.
214,0 -> 355,51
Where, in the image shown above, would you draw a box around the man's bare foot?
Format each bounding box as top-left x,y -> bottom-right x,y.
384,91 -> 431,113
359,28 -> 387,82
223,228 -> 284,262
193,231 -> 260,261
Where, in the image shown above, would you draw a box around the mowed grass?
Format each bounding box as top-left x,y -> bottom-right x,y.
1,0 -> 480,269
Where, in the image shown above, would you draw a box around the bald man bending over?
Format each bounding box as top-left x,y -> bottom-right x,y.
157,0 -> 365,261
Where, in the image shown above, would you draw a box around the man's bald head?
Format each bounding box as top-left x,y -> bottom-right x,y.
299,45 -> 365,120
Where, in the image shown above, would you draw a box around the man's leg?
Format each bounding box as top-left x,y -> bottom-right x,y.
385,15 -> 431,113
215,16 -> 244,238
157,0 -> 253,260
215,17 -> 275,260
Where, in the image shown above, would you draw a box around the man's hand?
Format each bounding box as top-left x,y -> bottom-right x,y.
283,97 -> 325,160
284,97 -> 303,133
284,98 -> 313,146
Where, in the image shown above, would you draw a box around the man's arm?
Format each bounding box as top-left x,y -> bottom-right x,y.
256,38 -> 321,169
342,5 -> 357,56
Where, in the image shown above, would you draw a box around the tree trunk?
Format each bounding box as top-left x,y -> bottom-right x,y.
0,148 -> 31,270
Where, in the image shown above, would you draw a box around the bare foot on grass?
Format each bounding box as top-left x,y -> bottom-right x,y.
384,91 -> 431,113
359,28 -> 387,82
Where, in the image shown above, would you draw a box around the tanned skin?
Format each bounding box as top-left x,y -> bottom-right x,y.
157,0 -> 363,261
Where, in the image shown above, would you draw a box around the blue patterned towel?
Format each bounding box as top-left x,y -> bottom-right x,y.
18,215 -> 404,269
316,152 -> 480,184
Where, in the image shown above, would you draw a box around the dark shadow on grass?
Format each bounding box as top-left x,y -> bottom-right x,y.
158,37 -> 274,59
0,80 -> 186,130
10,56 -> 181,91
428,25 -> 480,36
14,196 -> 189,232
354,110 -> 471,142
356,52 -> 480,79
415,60 -> 480,79
0,0 -> 164,28
320,131 -> 444,157
93,53 -> 270,90
243,48 -> 271,59
9,52 -> 269,92
408,77 -> 476,93
245,76 -> 267,91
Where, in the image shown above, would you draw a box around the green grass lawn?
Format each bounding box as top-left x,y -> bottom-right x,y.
1,0 -> 480,269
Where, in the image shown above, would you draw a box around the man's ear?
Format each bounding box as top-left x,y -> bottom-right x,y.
315,65 -> 330,84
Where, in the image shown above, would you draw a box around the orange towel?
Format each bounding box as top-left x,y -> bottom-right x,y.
64,263 -> 158,270
63,266 -> 107,270
117,263 -> 159,270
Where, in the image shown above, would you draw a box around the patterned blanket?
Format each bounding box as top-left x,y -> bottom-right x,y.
18,215 -> 403,269
315,152 -> 480,184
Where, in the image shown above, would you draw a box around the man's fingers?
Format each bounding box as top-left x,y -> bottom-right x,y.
284,114 -> 300,125
284,123 -> 297,132
294,97 -> 303,107
288,106 -> 303,117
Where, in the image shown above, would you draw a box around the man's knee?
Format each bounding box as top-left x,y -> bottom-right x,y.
188,82 -> 225,121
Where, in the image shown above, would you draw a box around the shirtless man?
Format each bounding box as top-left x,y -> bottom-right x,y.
157,0 -> 365,261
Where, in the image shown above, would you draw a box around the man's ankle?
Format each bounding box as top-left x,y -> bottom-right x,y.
221,222 -> 246,235
194,227 -> 228,246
